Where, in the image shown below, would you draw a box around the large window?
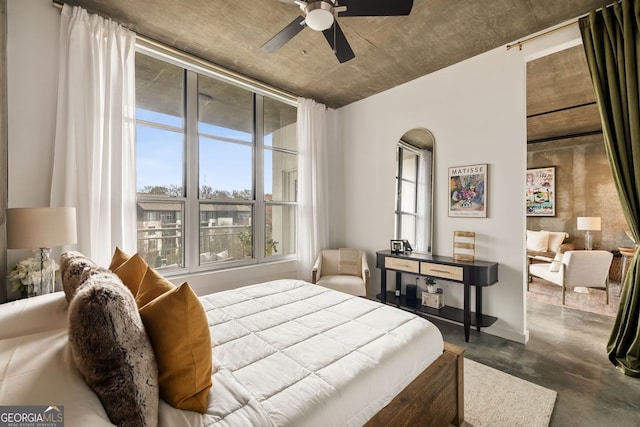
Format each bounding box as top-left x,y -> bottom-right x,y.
135,51 -> 297,272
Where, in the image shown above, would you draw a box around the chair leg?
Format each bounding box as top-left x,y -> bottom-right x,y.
605,279 -> 609,304
561,266 -> 566,305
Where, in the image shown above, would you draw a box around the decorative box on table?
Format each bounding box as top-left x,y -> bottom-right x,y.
422,289 -> 444,309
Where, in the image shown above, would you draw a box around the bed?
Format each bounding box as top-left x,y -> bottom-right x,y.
0,278 -> 463,426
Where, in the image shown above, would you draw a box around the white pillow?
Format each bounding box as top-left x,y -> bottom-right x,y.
527,230 -> 550,252
544,231 -> 568,253
549,252 -> 563,272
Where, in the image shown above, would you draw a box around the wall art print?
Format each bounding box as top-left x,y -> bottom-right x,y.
449,164 -> 487,218
526,166 -> 555,216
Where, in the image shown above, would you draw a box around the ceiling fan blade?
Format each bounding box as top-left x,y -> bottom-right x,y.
322,21 -> 355,63
261,15 -> 306,53
338,0 -> 413,16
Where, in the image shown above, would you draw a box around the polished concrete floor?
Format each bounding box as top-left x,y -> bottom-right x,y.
429,300 -> 640,427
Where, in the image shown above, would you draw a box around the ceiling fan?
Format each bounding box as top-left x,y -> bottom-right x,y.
261,0 -> 414,63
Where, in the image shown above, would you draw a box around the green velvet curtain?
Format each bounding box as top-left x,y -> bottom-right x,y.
580,0 -> 640,377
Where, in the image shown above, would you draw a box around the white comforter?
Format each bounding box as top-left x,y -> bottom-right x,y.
0,279 -> 443,426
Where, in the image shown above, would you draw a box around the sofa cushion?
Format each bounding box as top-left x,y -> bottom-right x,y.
68,271 -> 159,427
544,231 -> 568,254
526,230 -> 549,252
529,263 -> 562,285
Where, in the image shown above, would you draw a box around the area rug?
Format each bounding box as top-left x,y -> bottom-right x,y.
527,277 -> 620,317
462,359 -> 557,427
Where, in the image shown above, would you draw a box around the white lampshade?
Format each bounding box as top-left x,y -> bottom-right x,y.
7,207 -> 77,249
305,2 -> 334,31
576,217 -> 601,231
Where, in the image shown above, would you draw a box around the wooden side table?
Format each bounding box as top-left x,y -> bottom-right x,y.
619,246 -> 635,284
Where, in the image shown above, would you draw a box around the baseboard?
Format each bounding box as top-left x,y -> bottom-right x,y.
483,324 -> 529,344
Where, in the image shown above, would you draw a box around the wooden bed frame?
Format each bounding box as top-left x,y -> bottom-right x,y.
365,342 -> 465,427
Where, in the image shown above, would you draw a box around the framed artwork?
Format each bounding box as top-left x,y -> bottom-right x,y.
526,167 -> 555,216
449,164 -> 487,218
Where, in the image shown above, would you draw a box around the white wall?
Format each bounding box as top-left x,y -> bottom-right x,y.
325,108 -> 345,247
7,0 -> 58,209
337,23 -> 583,343
6,0 -> 60,268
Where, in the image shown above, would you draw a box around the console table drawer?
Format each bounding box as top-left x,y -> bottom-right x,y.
385,257 -> 420,273
421,262 -> 464,281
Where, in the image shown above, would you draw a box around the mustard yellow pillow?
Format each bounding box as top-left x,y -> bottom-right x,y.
113,253 -> 148,296
139,283 -> 212,413
109,246 -> 131,272
136,267 -> 176,308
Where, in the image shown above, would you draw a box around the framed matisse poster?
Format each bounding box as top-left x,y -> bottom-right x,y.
526,167 -> 555,216
449,164 -> 487,218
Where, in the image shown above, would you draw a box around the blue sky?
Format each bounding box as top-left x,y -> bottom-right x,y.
136,108 -> 273,194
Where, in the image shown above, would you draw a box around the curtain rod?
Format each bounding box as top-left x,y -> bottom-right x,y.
51,1 -> 299,104
506,0 -> 618,51
506,21 -> 578,51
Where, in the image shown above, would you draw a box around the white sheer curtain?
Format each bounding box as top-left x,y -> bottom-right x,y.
296,98 -> 329,281
50,5 -> 137,266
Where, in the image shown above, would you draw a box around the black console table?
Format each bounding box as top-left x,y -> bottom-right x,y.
376,250 -> 499,342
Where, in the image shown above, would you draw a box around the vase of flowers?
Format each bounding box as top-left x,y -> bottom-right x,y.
8,253 -> 59,298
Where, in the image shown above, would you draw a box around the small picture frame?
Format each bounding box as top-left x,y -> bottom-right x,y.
390,239 -> 404,253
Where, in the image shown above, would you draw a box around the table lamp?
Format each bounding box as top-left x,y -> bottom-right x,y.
577,216 -> 601,250
7,207 -> 77,296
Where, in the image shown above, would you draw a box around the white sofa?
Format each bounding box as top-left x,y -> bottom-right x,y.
528,250 -> 613,304
526,229 -> 573,260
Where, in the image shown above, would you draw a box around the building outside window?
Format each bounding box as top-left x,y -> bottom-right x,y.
135,50 -> 297,272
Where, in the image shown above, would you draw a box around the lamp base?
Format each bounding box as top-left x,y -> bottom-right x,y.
584,231 -> 593,250
29,248 -> 55,296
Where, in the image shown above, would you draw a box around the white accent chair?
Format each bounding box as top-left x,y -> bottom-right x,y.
312,248 -> 370,297
528,250 -> 613,305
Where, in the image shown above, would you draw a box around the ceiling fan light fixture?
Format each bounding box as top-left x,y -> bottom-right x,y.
305,1 -> 334,31
263,0 -> 413,63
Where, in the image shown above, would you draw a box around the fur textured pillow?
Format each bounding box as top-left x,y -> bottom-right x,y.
68,271 -> 159,427
59,251 -> 107,302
